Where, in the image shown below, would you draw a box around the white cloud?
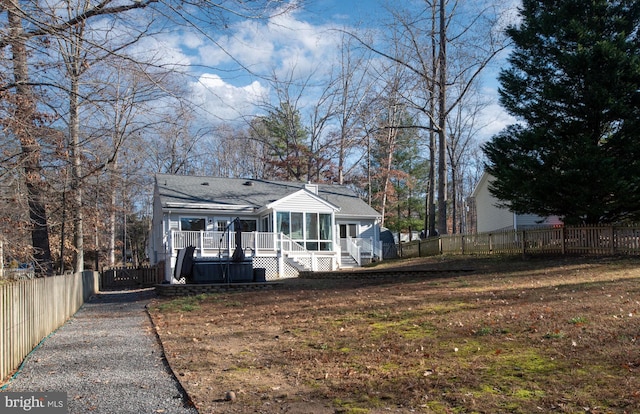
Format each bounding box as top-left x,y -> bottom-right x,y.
170,6 -> 348,122
478,102 -> 517,141
190,74 -> 269,122
475,84 -> 517,143
188,11 -> 342,82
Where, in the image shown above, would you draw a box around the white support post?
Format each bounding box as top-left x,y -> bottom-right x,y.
253,231 -> 258,255
277,249 -> 284,279
199,230 -> 205,258
166,230 -> 175,282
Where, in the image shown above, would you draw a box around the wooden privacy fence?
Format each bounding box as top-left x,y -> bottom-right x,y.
0,271 -> 99,384
398,225 -> 640,258
100,265 -> 164,290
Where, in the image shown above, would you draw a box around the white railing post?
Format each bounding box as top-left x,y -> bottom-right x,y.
253,231 -> 258,255
169,229 -> 176,281
199,231 -> 204,257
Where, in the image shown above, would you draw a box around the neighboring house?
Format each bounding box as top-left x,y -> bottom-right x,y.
471,172 -> 562,233
149,174 -> 382,281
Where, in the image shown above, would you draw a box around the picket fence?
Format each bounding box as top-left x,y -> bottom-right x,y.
397,225 -> 640,258
0,271 -> 99,384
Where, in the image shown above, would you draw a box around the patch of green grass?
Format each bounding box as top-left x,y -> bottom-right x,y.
487,349 -> 558,378
379,362 -> 400,373
543,331 -> 565,339
475,326 -> 493,336
308,342 -> 329,350
513,388 -> 539,400
369,320 -> 436,340
224,300 -> 243,307
423,302 -> 476,315
367,310 -> 390,319
333,398 -> 370,414
474,326 -> 511,336
569,316 -> 588,325
156,294 -> 208,312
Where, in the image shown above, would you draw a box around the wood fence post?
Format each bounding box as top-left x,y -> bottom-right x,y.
561,226 -> 566,255
610,226 -> 615,255
521,230 -> 527,257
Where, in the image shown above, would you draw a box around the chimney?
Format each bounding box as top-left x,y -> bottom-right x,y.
304,182 -> 318,194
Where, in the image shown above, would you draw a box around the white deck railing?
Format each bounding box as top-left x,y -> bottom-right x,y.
170,231 -> 266,256
169,231 -> 325,257
168,230 -> 380,266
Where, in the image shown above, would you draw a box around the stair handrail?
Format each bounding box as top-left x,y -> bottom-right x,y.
346,236 -> 361,266
279,233 -> 308,253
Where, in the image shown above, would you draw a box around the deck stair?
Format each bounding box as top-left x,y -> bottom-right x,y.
340,253 -> 359,269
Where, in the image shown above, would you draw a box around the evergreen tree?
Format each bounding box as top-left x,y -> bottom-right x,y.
483,0 -> 640,224
258,102 -> 311,181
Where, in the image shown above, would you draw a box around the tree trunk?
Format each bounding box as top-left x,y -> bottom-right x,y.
7,6 -> 53,275
108,160 -> 118,267
427,128 -> 436,236
437,0 -> 448,235
70,75 -> 84,272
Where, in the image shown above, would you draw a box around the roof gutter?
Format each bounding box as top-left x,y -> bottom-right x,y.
164,202 -> 255,212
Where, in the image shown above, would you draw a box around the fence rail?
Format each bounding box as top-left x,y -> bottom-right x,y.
398,225 -> 640,258
1,271 -> 99,384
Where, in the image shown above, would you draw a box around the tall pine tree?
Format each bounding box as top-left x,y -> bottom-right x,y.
483,0 -> 640,224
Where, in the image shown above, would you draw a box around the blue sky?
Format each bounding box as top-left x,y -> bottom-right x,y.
148,0 -> 516,139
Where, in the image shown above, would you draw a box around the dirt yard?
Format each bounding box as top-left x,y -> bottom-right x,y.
148,255 -> 640,413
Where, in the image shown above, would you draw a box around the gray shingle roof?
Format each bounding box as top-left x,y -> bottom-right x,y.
155,174 -> 381,218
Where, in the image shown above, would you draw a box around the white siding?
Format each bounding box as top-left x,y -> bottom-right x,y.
474,173 -> 515,233
274,191 -> 335,213
150,187 -> 167,266
473,172 -> 563,233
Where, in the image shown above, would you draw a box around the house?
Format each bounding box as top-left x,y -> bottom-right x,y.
149,174 -> 382,282
471,172 -> 562,233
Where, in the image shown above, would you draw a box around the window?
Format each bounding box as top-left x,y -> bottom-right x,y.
216,220 -> 228,232
181,217 -> 205,231
319,214 -> 331,239
291,213 -> 303,239
277,212 -> 289,235
339,224 -> 357,238
276,211 -> 333,251
306,213 -> 318,240
239,219 -> 256,232
261,215 -> 271,232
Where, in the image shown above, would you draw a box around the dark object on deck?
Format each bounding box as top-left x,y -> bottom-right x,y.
174,246 -> 195,282
253,268 -> 266,282
231,217 -> 245,262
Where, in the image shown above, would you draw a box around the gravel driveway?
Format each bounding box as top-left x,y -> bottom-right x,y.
2,288 -> 198,414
